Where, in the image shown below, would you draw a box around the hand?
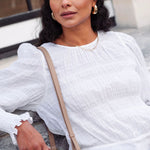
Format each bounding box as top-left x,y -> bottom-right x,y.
15,120 -> 50,150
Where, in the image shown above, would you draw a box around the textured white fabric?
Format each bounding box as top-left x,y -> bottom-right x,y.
0,31 -> 150,150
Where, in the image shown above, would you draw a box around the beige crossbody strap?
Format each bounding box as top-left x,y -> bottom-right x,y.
48,129 -> 57,150
38,46 -> 80,150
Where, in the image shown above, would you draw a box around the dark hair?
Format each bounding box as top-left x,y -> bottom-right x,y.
38,0 -> 111,45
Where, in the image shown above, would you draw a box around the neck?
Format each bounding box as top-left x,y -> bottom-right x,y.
55,20 -> 97,46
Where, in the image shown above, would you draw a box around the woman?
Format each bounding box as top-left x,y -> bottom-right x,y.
0,0 -> 150,150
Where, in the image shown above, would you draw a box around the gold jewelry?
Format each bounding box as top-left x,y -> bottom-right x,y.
76,35 -> 99,51
51,12 -> 56,20
92,5 -> 98,15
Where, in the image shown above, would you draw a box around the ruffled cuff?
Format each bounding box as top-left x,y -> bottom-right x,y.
9,112 -> 33,145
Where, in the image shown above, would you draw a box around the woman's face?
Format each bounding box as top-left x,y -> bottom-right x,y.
49,0 -> 97,29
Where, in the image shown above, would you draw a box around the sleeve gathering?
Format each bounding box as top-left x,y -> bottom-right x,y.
0,43 -> 47,145
116,32 -> 150,104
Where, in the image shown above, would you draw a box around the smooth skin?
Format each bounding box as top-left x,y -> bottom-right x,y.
16,0 -> 97,149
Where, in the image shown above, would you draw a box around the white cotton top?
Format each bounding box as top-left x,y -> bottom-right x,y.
0,31 -> 150,150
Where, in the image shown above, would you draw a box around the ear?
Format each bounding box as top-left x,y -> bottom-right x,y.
92,0 -> 97,7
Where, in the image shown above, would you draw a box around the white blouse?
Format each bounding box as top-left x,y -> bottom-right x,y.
0,31 -> 150,150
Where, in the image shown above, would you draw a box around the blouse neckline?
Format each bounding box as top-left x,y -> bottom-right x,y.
48,31 -> 103,50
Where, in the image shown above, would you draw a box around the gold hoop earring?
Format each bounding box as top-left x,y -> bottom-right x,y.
51,12 -> 56,20
92,5 -> 98,15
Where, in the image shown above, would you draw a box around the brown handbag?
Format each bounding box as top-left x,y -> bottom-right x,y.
37,47 -> 81,150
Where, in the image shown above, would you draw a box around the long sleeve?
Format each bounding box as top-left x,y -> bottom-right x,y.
117,32 -> 150,103
0,43 -> 47,145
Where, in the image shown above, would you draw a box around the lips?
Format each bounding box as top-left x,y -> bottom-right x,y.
61,11 -> 77,16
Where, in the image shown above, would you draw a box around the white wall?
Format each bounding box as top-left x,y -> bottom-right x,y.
133,0 -> 150,28
0,18 -> 42,49
112,0 -> 137,27
104,0 -> 115,18
112,0 -> 150,28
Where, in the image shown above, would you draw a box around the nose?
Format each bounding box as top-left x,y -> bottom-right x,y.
62,0 -> 71,8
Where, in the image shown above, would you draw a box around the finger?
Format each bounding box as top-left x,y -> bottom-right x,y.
42,145 -> 51,150
47,146 -> 51,150
33,146 -> 41,150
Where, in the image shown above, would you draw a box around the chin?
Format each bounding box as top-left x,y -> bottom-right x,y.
62,18 -> 90,29
61,22 -> 84,29
59,19 -> 83,29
